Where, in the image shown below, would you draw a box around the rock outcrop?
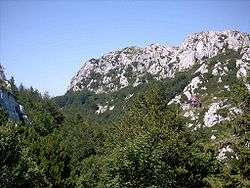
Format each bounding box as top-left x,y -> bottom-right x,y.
67,30 -> 250,128
0,64 -> 27,122
69,30 -> 250,94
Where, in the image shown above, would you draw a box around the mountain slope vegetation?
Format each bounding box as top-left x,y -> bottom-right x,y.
0,30 -> 250,187
1,80 -> 249,187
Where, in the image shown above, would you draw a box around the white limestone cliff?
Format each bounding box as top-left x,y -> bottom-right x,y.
68,31 -> 250,94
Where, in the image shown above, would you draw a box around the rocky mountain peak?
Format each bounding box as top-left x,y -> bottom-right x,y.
68,30 -> 250,94
0,64 -> 28,122
0,64 -> 10,90
0,64 -> 6,83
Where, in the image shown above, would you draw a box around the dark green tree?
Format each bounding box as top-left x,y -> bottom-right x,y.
0,108 -> 8,126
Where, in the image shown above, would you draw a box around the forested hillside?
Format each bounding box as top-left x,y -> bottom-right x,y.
0,30 -> 250,187
0,79 -> 249,187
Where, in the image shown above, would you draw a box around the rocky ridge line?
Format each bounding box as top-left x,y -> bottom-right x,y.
68,30 -> 250,94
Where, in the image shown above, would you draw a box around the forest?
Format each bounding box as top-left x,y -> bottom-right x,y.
0,78 -> 249,188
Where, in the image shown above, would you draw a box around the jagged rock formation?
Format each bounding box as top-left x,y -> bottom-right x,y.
0,64 -> 6,81
67,30 -> 250,128
69,30 -> 249,93
0,64 -> 10,89
0,64 -> 26,122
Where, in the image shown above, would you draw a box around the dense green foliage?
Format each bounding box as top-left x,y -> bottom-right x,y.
0,78 -> 249,187
0,108 -> 8,126
53,71 -> 193,124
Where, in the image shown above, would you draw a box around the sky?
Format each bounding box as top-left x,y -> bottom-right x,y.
0,0 -> 250,96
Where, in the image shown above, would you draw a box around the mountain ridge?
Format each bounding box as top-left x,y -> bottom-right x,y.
68,30 -> 250,94
56,30 -> 250,128
0,65 -> 27,122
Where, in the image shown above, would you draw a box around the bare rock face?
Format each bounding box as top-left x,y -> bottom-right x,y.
67,30 -> 250,128
0,64 -> 7,88
0,64 -> 27,122
68,30 -> 250,94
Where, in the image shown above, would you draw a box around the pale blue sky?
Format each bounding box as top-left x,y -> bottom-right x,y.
1,0 -> 250,96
